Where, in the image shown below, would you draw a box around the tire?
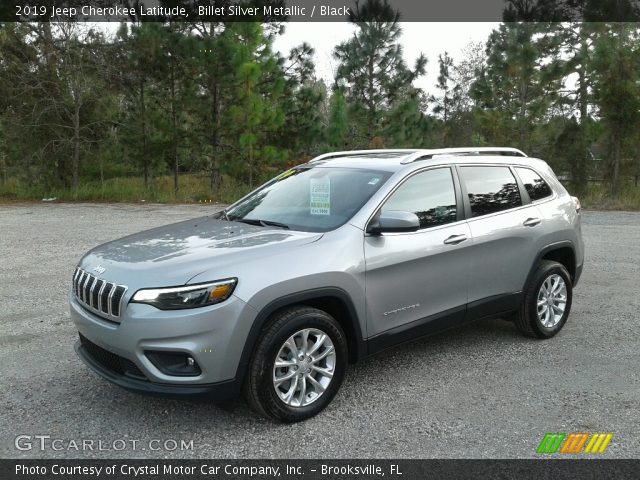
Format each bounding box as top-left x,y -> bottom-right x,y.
243,306 -> 348,422
515,260 -> 573,339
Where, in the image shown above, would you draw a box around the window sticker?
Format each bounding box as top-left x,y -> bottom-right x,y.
310,177 -> 331,215
368,177 -> 381,185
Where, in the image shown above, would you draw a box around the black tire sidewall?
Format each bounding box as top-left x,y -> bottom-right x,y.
526,262 -> 573,338
257,310 -> 347,422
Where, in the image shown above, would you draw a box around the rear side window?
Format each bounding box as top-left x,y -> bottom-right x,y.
382,167 -> 457,229
515,167 -> 553,201
461,166 -> 522,217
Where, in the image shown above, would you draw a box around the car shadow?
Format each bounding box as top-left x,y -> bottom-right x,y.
63,316 -> 527,432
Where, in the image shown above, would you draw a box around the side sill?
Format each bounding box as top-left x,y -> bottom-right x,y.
365,292 -> 523,356
366,305 -> 467,356
465,292 -> 522,321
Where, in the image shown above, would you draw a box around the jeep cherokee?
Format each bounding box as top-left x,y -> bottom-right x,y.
70,147 -> 584,422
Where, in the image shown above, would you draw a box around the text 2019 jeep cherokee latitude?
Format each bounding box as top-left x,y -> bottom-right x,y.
70,147 -> 584,422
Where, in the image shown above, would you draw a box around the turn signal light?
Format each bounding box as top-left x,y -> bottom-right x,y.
208,283 -> 235,302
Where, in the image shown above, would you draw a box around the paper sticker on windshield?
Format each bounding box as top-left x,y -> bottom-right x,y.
310,178 -> 330,215
368,177 -> 381,185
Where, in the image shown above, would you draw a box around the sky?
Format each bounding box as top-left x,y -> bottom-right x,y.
99,21 -> 500,93
272,22 -> 500,93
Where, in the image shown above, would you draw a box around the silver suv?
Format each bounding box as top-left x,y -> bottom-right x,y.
70,148 -> 584,422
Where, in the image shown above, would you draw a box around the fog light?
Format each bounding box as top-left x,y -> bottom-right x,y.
145,351 -> 201,377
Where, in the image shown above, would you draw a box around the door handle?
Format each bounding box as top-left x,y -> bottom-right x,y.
523,217 -> 541,227
443,234 -> 468,245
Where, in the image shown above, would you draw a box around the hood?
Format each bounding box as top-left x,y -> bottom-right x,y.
80,216 -> 323,287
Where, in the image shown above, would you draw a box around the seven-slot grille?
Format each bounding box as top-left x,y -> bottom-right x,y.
72,267 -> 127,320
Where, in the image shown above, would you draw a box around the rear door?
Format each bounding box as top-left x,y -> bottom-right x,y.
364,166 -> 472,339
457,164 -> 542,310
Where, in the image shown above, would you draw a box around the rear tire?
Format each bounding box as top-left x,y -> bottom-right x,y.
243,306 -> 348,422
515,260 -> 573,339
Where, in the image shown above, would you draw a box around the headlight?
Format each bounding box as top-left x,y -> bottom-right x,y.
131,278 -> 237,310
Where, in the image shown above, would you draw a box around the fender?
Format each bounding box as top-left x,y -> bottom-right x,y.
523,240 -> 576,291
233,287 -> 367,385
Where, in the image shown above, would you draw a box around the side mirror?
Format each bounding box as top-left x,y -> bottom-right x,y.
368,210 -> 420,234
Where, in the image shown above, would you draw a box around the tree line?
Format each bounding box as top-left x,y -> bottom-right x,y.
1,0 -> 639,201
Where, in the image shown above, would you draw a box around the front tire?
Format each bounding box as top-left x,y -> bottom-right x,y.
243,306 -> 348,422
515,260 -> 573,339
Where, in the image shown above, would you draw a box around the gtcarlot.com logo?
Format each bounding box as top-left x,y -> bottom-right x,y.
537,432 -> 613,454
15,435 -> 194,452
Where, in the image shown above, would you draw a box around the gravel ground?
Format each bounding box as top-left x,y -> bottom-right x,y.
0,203 -> 638,459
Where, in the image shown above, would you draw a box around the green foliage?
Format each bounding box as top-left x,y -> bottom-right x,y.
326,90 -> 349,149
0,24 -> 114,189
430,52 -> 455,146
471,23 -> 562,153
591,23 -> 640,192
0,173 -> 252,204
578,180 -> 640,211
277,42 -> 326,160
0,19 -> 639,209
333,0 -> 427,146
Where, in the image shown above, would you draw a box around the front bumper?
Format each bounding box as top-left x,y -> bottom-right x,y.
69,291 -> 258,400
74,340 -> 239,399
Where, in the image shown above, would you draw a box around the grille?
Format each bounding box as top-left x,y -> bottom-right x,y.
79,334 -> 146,380
72,267 -> 128,320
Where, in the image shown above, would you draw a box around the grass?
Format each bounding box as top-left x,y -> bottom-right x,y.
0,174 -> 252,205
574,182 -> 640,211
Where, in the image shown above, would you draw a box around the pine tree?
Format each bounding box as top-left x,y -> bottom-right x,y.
544,23 -> 600,193
0,23 -> 113,190
326,90 -> 349,149
446,42 -> 486,146
591,23 -> 640,192
187,21 -> 286,196
277,42 -> 326,160
116,23 -> 168,189
471,23 -> 561,154
431,52 -> 454,146
226,23 -> 285,188
333,0 -> 426,146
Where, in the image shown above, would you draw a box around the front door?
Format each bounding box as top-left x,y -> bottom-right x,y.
364,167 -> 472,339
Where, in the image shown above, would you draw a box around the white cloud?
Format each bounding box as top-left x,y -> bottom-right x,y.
273,22 -> 500,94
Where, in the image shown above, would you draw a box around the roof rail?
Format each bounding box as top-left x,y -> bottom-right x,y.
400,147 -> 527,164
308,149 -> 419,163
307,147 -> 527,165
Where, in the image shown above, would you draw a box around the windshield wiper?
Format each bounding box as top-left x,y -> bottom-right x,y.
234,218 -> 290,229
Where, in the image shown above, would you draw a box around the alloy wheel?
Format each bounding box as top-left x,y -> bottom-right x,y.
536,274 -> 567,328
272,328 -> 336,407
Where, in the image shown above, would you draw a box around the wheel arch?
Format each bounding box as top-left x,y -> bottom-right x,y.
524,241 -> 577,290
235,288 -> 366,385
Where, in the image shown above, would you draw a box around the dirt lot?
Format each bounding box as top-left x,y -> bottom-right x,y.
0,203 -> 638,458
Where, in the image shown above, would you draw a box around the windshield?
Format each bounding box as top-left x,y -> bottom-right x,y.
225,167 -> 392,232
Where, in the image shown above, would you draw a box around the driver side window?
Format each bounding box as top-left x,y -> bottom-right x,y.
381,168 -> 458,229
